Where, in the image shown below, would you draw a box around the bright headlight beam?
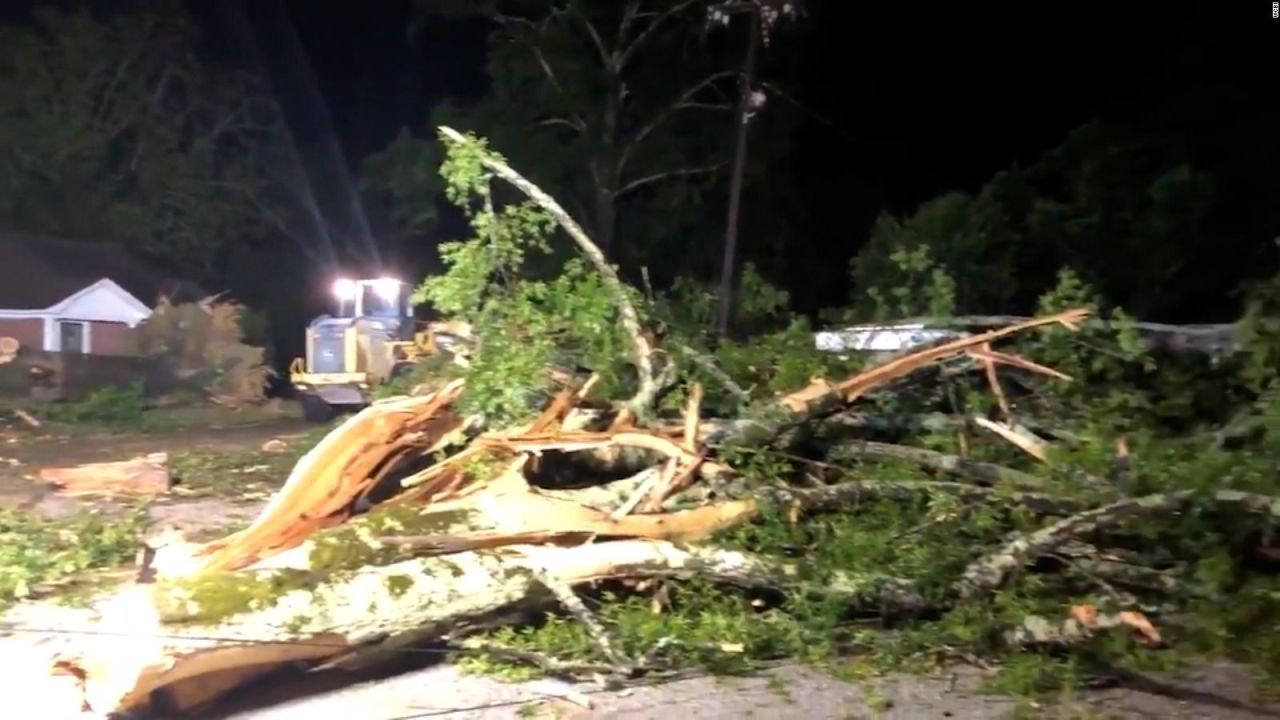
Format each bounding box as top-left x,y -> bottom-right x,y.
332,278 -> 357,300
373,277 -> 401,302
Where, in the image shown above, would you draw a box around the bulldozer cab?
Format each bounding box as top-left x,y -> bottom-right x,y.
331,277 -> 412,322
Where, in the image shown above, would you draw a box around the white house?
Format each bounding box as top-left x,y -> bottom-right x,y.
0,231 -> 165,356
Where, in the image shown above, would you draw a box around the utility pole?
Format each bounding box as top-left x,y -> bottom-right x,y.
714,7 -> 760,338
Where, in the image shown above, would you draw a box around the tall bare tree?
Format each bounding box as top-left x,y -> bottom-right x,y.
378,2 -> 761,267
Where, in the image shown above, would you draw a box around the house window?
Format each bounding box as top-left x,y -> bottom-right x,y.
58,321 -> 87,354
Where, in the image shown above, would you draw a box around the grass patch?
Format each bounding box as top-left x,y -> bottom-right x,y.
35,383 -> 147,425
15,381 -> 299,436
0,505 -> 148,612
36,402 -> 299,437
169,448 -> 293,498
169,426 -> 330,498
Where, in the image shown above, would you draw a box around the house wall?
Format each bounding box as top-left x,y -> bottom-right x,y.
87,320 -> 137,356
0,317 -> 45,350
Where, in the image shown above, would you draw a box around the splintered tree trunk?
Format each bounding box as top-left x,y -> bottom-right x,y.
49,537 -> 849,716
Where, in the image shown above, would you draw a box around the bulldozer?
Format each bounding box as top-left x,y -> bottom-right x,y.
289,277 -> 467,421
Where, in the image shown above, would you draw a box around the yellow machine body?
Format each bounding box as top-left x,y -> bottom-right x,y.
289,277 -> 469,421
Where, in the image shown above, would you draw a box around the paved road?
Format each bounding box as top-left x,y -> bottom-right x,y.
204,658 -> 1280,720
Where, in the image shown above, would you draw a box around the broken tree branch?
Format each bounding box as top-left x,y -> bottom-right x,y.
438,126 -> 658,417
955,489 -> 1280,600
706,309 -> 1089,449
618,163 -> 727,196
886,314 -> 1240,355
618,70 -> 737,174
164,381 -> 467,574
827,440 -> 1046,489
672,341 -> 751,405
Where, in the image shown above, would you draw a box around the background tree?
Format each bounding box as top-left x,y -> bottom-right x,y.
369,0 -> 806,292
0,5 -> 290,284
848,108 -> 1279,324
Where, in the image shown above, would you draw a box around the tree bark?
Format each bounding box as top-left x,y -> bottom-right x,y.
954,489 -> 1280,600
42,538 -> 915,716
827,440 -> 1047,489
594,185 -> 618,254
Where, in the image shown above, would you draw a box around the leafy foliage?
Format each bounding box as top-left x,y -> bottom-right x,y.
852,192 -> 1008,318
0,506 -> 147,611
1239,274 -> 1280,393
413,131 -> 641,423
852,243 -> 958,321
652,262 -> 860,413
360,128 -> 443,238
848,118 -> 1271,323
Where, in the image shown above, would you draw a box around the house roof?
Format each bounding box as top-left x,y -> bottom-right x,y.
0,230 -> 175,310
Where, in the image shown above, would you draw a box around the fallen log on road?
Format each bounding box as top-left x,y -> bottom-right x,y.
54,536 -> 928,715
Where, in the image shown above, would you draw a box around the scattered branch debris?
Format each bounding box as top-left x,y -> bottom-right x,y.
16,307 -> 1096,715
13,408 -> 41,428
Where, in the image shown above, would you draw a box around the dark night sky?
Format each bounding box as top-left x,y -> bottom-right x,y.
205,2 -> 1270,282
4,1 -> 1274,317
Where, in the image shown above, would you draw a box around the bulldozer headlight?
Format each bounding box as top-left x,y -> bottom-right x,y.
332,278 -> 357,300
373,277 -> 401,302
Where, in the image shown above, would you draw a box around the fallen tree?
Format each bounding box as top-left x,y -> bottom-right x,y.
10,128 -> 1280,717
34,314 -> 1086,714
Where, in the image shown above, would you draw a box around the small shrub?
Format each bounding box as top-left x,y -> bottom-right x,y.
41,382 -> 146,424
